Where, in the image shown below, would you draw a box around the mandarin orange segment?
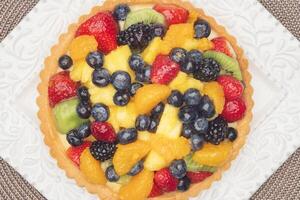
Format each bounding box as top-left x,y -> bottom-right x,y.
203,81 -> 225,114
79,149 -> 106,184
69,35 -> 98,60
113,140 -> 151,176
119,169 -> 154,200
134,84 -> 171,114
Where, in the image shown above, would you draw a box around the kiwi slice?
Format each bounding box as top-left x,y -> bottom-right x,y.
124,8 -> 165,29
184,154 -> 217,173
203,50 -> 243,81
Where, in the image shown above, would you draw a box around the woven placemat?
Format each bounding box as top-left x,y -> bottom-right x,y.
0,0 -> 299,199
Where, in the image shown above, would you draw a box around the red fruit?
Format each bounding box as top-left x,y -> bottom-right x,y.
48,71 -> 78,107
66,141 -> 91,166
91,121 -> 116,142
221,98 -> 246,122
153,4 -> 189,26
186,171 -> 212,184
151,55 -> 180,84
75,11 -> 118,54
217,75 -> 244,100
148,182 -> 163,198
211,37 -> 232,57
154,168 -> 178,192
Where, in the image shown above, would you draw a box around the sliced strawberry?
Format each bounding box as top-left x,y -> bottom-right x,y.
221,98 -> 246,122
151,55 -> 180,84
76,11 -> 118,54
154,168 -> 178,192
66,141 -> 91,166
211,37 -> 233,57
153,4 -> 189,26
186,171 -> 213,183
148,182 -> 163,197
48,71 -> 78,107
217,75 -> 244,100
91,121 -> 117,143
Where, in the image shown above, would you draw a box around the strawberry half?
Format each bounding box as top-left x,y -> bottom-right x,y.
153,4 -> 189,26
221,98 -> 246,122
91,121 -> 117,143
151,55 -> 180,84
211,37 -> 233,57
154,168 -> 178,192
148,182 -> 163,198
217,75 -> 244,100
186,171 -> 213,183
76,11 -> 118,54
48,71 -> 78,107
66,141 -> 92,166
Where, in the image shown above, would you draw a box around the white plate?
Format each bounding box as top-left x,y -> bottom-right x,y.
0,0 -> 300,200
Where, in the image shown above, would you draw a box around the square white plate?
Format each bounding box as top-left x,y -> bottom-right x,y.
0,0 -> 300,200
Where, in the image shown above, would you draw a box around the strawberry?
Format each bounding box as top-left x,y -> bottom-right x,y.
48,71 -> 78,107
217,75 -> 244,100
221,98 -> 246,122
154,168 -> 178,192
66,141 -> 91,166
151,55 -> 180,84
186,171 -> 212,183
148,182 -> 163,198
153,4 -> 189,26
76,11 -> 118,54
91,121 -> 116,142
211,37 -> 232,57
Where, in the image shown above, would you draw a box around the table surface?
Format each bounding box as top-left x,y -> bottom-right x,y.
0,0 -> 299,199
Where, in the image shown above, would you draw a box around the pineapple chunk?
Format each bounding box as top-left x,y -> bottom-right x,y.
116,102 -> 138,128
144,151 -> 167,171
182,38 -> 201,51
169,72 -> 204,93
138,131 -> 152,141
142,37 -> 171,64
156,104 -> 182,139
89,85 -> 116,106
70,60 -> 93,84
169,71 -> 188,90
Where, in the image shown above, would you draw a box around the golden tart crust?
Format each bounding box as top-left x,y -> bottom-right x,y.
37,0 -> 254,199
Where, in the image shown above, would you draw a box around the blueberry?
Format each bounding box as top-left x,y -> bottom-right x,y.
92,68 -> 111,87
227,127 -> 238,142
167,90 -> 183,107
148,117 -> 159,133
77,123 -> 91,139
150,102 -> 165,117
183,88 -> 202,106
135,65 -> 151,83
58,55 -> 73,70
193,118 -> 208,134
117,128 -> 138,144
113,4 -> 130,21
113,91 -> 130,106
105,165 -> 120,182
198,95 -> 215,118
135,115 -> 151,131
151,24 -> 166,38
129,54 -> 145,71
66,129 -> 83,146
76,102 -> 91,119
169,48 -> 187,64
180,60 -> 196,74
127,161 -> 144,176
91,103 -> 109,122
169,159 -> 187,179
194,19 -> 211,39
178,105 -> 198,124
190,134 -> 205,151
129,82 -> 143,96
86,51 -> 104,69
177,176 -> 191,191
77,86 -> 90,103
187,50 -> 203,65
181,123 -> 195,138
111,71 -> 131,91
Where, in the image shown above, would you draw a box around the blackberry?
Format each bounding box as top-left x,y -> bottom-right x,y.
194,58 -> 220,82
117,23 -> 154,52
205,116 -> 228,145
90,141 -> 117,161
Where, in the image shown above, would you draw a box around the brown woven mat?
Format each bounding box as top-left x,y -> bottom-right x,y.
0,0 -> 299,199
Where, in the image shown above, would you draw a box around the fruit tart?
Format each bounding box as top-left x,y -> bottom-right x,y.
37,0 -> 253,199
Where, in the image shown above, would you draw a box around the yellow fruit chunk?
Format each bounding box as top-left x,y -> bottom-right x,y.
104,45 -> 135,79
203,81 -> 225,114
70,60 -> 93,84
89,84 -> 116,106
192,141 -> 233,167
156,104 -> 182,139
113,140 -> 151,176
169,72 -> 204,93
187,10 -> 199,23
138,131 -> 152,141
134,84 -> 171,114
69,35 -> 98,60
144,150 -> 167,171
142,37 -> 171,64
116,102 -> 138,128
198,38 -> 214,51
164,23 -> 194,48
119,169 -> 154,200
182,38 -> 214,51
107,106 -> 119,132
79,149 -> 106,184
